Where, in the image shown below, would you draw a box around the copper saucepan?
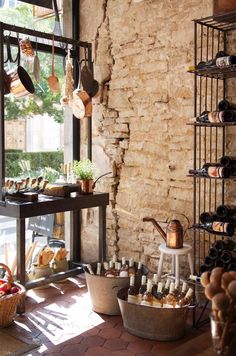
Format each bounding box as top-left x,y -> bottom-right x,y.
4,66 -> 35,98
3,36 -> 35,98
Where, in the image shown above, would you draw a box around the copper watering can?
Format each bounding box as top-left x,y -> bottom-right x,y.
143,215 -> 190,249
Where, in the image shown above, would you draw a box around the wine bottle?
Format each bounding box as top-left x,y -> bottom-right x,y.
127,276 -> 138,304
220,250 -> 236,264
96,262 -> 101,275
178,281 -> 188,300
189,165 -> 230,178
217,204 -> 236,218
213,239 -> 236,251
196,221 -> 234,237
152,274 -> 158,295
105,261 -> 116,277
103,261 -> 109,274
153,282 -> 164,307
163,279 -> 171,296
138,275 -> 147,303
189,274 -> 201,282
136,261 -> 142,277
227,262 -> 236,271
208,247 -> 220,259
204,256 -> 215,269
119,257 -> 129,277
220,156 -> 236,167
218,99 -> 231,111
87,264 -> 94,275
178,288 -> 193,307
165,282 -> 177,307
128,258 -> 136,276
115,262 -> 121,276
200,212 -> 219,224
140,279 -> 153,307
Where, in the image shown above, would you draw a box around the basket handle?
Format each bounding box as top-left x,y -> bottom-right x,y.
0,263 -> 13,284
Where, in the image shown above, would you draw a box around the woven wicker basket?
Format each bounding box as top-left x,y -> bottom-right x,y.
0,263 -> 25,328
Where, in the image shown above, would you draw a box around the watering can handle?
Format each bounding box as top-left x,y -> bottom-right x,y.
93,172 -> 112,189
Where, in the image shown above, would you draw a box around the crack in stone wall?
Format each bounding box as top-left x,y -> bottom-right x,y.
79,0 -> 213,271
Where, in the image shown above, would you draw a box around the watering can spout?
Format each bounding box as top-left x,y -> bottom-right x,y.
142,217 -> 167,242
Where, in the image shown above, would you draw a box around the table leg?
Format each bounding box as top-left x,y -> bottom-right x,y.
188,253 -> 194,276
99,205 -> 106,261
16,218 -> 25,314
175,254 -> 180,284
157,252 -> 164,281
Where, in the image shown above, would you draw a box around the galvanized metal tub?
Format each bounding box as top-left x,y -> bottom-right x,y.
117,287 -> 190,341
85,263 -> 148,315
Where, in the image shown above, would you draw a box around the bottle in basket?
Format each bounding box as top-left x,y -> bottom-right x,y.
163,279 -> 171,296
138,275 -> 147,303
140,279 -> 153,307
165,282 -> 177,307
105,261 -> 116,277
152,273 -> 158,294
120,257 -> 129,277
177,281 -> 188,300
178,288 -> 193,307
128,258 -> 136,276
115,262 -> 121,276
136,261 -> 142,277
96,262 -> 101,275
87,264 -> 94,275
103,261 -> 109,275
128,275 -> 138,304
153,282 -> 164,307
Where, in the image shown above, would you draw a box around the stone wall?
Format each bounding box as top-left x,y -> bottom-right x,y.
79,0 -> 212,273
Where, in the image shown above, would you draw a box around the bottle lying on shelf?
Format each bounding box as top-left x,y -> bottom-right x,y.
218,100 -> 236,111
193,221 -> 235,237
216,204 -> 236,218
189,165 -> 230,178
196,110 -> 236,123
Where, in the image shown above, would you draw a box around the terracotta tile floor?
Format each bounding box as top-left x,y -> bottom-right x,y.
8,274 -> 209,355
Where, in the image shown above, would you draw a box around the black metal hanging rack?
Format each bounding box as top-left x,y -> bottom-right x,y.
0,21 -> 93,203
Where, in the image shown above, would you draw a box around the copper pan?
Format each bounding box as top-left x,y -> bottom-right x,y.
4,66 -> 35,98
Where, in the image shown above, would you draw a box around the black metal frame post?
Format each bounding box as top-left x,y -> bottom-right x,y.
0,23 -> 5,204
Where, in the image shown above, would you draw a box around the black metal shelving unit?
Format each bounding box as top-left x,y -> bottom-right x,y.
190,16 -> 236,327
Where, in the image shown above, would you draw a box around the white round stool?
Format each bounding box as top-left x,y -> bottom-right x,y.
157,243 -> 194,283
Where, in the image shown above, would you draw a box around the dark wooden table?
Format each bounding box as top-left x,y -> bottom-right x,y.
0,192 -> 109,311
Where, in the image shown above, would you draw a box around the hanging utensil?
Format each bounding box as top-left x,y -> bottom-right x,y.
60,47 -> 73,106
48,34 -> 60,93
81,48 -> 99,98
33,36 -> 40,82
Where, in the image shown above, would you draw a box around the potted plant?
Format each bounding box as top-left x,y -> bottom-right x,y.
73,159 -> 97,194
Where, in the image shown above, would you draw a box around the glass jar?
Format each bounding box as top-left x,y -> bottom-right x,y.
210,316 -> 236,356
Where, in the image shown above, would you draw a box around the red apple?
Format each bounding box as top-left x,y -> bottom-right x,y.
0,279 -> 6,285
0,282 -> 11,293
10,286 -> 19,294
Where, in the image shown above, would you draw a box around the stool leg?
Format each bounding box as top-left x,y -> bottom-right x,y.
175,254 -> 180,284
188,253 -> 194,276
171,255 -> 175,275
157,251 -> 164,281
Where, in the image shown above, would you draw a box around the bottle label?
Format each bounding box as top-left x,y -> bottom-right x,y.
216,56 -> 231,67
212,221 -> 228,233
208,167 -> 225,178
128,295 -> 138,303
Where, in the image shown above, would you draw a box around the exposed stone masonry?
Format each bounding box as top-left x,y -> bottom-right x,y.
79,0 -> 212,272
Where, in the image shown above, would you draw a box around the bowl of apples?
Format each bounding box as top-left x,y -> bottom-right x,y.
0,263 -> 25,327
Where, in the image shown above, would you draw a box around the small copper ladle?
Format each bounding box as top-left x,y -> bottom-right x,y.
48,34 -> 60,93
